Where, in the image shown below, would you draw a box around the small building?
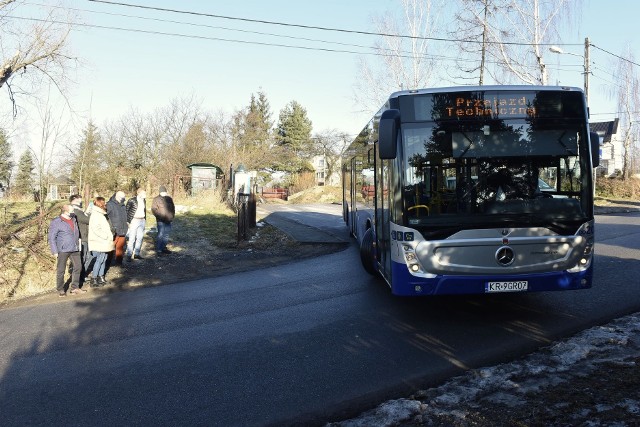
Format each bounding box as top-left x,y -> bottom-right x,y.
311,155 -> 340,186
590,119 -> 622,177
46,181 -> 77,201
186,163 -> 225,195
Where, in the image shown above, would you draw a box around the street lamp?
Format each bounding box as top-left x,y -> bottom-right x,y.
549,38 -> 590,103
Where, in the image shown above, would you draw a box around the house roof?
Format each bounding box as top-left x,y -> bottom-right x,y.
186,163 -> 225,176
589,119 -> 619,143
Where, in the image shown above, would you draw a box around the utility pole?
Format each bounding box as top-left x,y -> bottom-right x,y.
584,37 -> 590,104
549,38 -> 595,194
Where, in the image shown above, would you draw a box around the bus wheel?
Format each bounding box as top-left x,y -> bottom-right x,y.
360,228 -> 378,276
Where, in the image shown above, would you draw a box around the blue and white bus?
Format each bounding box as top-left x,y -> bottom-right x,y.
343,86 -> 599,296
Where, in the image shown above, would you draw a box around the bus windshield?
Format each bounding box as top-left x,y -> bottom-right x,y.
402,118 -> 590,231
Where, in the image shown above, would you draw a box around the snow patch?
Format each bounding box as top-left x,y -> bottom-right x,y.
327,399 -> 422,427
329,313 -> 640,426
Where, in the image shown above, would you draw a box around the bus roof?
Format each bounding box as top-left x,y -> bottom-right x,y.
386,85 -> 584,100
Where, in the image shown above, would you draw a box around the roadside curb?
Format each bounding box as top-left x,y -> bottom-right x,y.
594,206 -> 640,215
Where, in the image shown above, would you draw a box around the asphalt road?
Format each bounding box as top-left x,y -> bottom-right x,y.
0,207 -> 639,426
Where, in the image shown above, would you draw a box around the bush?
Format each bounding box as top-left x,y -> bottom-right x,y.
286,172 -> 317,194
596,176 -> 640,199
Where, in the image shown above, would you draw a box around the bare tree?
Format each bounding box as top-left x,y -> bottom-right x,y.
449,0 -> 505,85
157,95 -> 204,186
98,119 -> 128,193
31,87 -> 68,208
118,108 -> 153,190
353,0 -> 445,114
482,0 -> 583,85
0,0 -> 75,116
612,47 -> 640,180
206,110 -> 240,181
312,129 -> 352,186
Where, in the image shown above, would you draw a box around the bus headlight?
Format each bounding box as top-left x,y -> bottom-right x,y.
402,244 -> 424,273
568,238 -> 594,272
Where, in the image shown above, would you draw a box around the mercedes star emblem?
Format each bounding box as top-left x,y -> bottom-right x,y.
495,246 -> 515,266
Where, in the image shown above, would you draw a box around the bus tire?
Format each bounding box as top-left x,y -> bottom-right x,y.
360,228 -> 378,276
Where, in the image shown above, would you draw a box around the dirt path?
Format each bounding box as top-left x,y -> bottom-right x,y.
92,222 -> 347,292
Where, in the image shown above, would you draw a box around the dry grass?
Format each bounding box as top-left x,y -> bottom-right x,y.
0,201 -> 61,302
287,185 -> 342,204
0,190 -> 268,304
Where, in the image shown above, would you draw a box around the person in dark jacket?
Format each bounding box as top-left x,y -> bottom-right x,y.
125,188 -> 147,261
69,194 -> 92,284
151,185 -> 175,254
48,204 -> 86,296
107,190 -> 128,265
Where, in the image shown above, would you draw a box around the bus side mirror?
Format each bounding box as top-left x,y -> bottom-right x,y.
378,109 -> 400,159
590,131 -> 600,168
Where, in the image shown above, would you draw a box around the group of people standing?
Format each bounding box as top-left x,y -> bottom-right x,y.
48,186 -> 175,297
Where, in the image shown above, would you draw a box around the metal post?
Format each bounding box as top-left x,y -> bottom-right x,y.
584,38 -> 596,196
237,192 -> 249,242
584,37 -> 590,104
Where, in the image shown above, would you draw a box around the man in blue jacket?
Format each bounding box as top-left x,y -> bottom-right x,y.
48,204 -> 86,296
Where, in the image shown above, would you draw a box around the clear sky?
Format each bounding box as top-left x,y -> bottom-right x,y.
3,0 -> 639,150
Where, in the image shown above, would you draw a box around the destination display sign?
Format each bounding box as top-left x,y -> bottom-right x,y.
444,96 -> 536,118
407,90 -> 584,122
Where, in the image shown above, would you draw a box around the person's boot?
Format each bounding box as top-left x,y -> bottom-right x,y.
90,276 -> 100,288
98,276 -> 108,286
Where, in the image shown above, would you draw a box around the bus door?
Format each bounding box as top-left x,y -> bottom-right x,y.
376,158 -> 392,281
350,157 -> 357,236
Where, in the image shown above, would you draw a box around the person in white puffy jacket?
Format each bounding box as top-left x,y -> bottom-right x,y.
88,197 -> 115,287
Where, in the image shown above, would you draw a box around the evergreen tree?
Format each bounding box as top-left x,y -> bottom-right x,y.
0,128 -> 13,192
275,100 -> 314,173
276,100 -> 313,152
14,150 -> 34,197
248,91 -> 273,144
70,120 -> 101,196
229,91 -> 276,170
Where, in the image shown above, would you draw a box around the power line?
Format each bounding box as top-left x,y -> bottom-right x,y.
8,14 -> 556,71
88,0 -> 640,70
7,16 -> 410,58
12,4 -> 640,91
86,0 -> 585,47
25,1 -> 508,62
591,44 -> 640,68
22,1 -> 640,72
25,1 -> 407,56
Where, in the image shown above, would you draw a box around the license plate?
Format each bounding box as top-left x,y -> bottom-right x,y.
486,281 -> 528,293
